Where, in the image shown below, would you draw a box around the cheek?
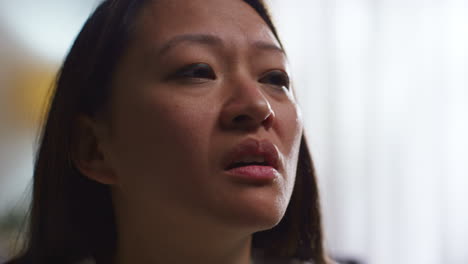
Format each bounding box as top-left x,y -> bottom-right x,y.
275,102 -> 303,185
108,94 -> 216,192
275,102 -> 303,154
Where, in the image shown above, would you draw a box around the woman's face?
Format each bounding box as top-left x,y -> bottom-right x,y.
103,0 -> 303,232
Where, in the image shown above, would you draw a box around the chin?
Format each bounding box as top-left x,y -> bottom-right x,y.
250,205 -> 287,232
220,189 -> 290,233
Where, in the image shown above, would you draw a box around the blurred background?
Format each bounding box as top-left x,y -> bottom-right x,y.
0,0 -> 467,263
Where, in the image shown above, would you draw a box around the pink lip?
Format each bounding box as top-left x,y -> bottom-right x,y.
222,138 -> 281,184
225,165 -> 279,184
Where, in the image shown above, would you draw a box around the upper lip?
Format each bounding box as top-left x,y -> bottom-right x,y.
223,138 -> 280,171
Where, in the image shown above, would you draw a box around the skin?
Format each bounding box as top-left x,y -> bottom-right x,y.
75,0 -> 303,263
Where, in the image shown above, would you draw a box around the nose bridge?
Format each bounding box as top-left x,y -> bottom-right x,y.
235,75 -> 271,111
220,70 -> 275,131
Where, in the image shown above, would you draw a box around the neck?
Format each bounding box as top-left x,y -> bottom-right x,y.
114,227 -> 253,264
112,194 -> 255,264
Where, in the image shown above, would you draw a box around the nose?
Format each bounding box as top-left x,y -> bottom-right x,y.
219,80 -> 275,132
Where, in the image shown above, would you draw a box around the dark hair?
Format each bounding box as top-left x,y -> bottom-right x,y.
6,0 -> 328,263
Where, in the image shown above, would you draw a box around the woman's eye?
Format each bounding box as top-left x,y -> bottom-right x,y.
172,63 -> 216,80
259,70 -> 290,90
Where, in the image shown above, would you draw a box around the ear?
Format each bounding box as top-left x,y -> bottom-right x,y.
71,115 -> 117,185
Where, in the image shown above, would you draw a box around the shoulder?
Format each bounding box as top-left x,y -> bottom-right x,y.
251,250 -> 340,264
77,259 -> 95,264
251,250 -> 315,264
253,258 -> 315,264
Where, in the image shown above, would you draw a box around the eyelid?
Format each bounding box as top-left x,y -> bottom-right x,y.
169,62 -> 216,81
259,69 -> 290,89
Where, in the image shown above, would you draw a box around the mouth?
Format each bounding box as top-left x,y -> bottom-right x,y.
222,138 -> 280,184
225,159 -> 271,170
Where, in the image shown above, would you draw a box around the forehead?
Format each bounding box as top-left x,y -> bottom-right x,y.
133,0 -> 279,48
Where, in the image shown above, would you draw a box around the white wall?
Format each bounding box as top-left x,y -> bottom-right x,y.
269,0 -> 468,263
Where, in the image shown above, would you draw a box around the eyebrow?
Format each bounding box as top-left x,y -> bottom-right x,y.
156,33 -> 285,57
252,41 -> 285,55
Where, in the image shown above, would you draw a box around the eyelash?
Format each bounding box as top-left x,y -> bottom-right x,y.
171,63 -> 216,81
171,63 -> 290,90
259,70 -> 290,90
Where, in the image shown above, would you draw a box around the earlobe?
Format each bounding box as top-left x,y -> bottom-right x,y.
71,115 -> 117,185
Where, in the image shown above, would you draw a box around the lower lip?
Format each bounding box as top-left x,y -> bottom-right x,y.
224,165 -> 279,184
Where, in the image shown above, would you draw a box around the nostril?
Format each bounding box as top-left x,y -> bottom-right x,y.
230,112 -> 274,130
262,113 -> 274,130
233,115 -> 251,123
